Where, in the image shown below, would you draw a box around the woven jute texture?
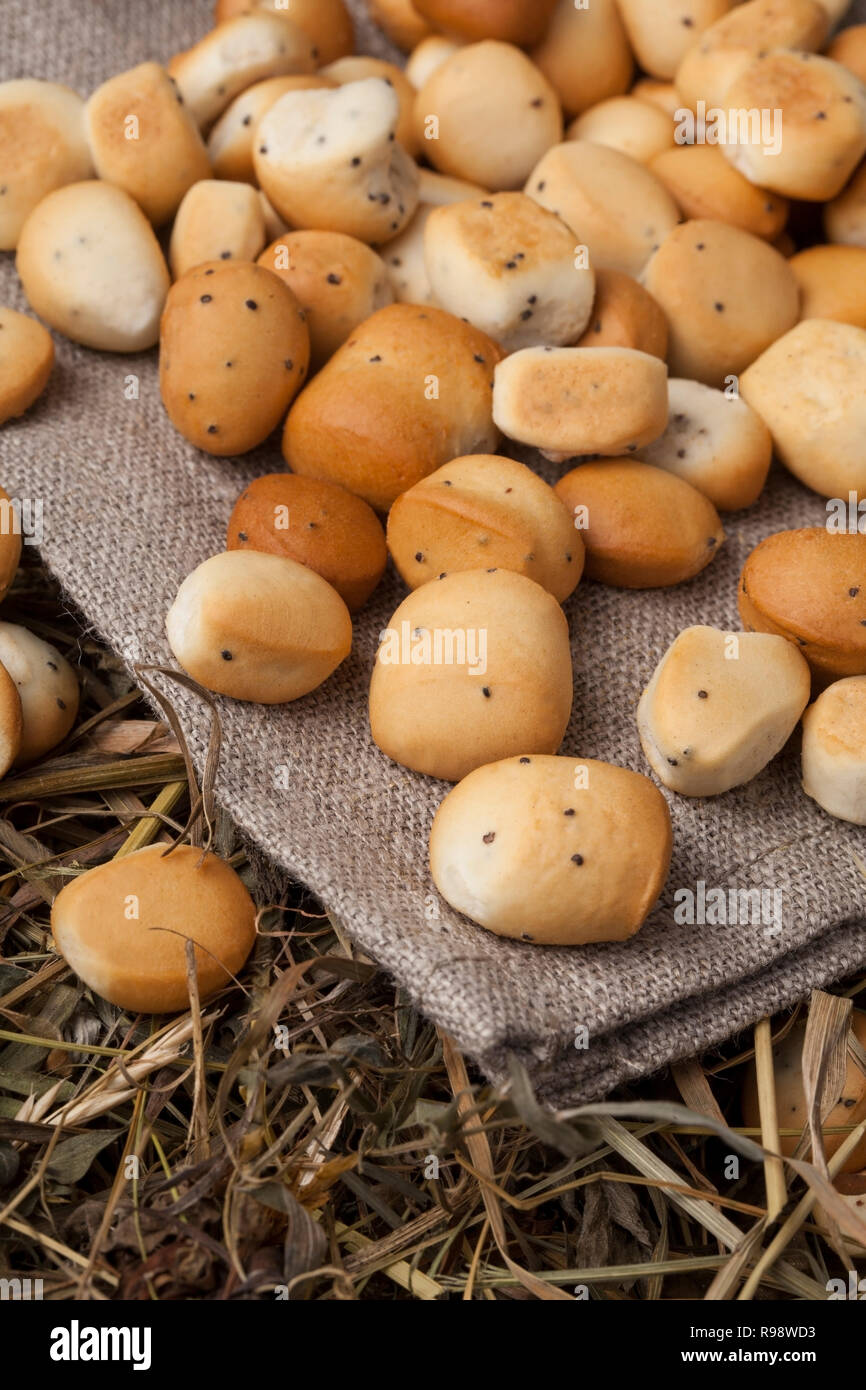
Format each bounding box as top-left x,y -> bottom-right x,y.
2,0 -> 866,1106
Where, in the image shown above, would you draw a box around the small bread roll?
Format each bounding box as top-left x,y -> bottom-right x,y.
568,97 -> 675,166
674,0 -> 829,110
493,346 -> 668,462
368,0 -> 433,52
430,754 -> 672,945
283,303 -> 502,511
406,36 -> 462,89
572,268 -> 668,358
0,661 -> 22,779
383,169 -> 488,306
424,193 -> 594,352
227,472 -> 386,611
160,260 -> 308,456
0,623 -> 78,765
631,78 -> 682,118
649,145 -> 789,241
637,625 -> 811,796
214,0 -> 354,66
255,79 -> 420,245
637,378 -> 772,511
739,528 -> 866,685
412,0 -> 558,45
0,80 -> 93,251
642,219 -> 800,387
258,229 -> 393,370
617,0 -> 732,82
802,677 -> 866,824
527,142 -> 680,279
739,319 -> 866,499
789,245 -> 866,329
531,0 -> 633,117
742,1013 -> 866,1174
0,308 -> 54,427
0,485 -> 22,602
167,549 -> 352,702
369,568 -> 573,781
207,74 -> 334,183
722,52 -> 866,203
825,158 -> 866,245
16,181 -> 170,352
554,460 -> 724,588
169,180 -> 266,279
321,57 -> 421,158
84,63 -> 211,227
415,42 -> 562,190
827,23 -> 866,88
387,454 -> 583,600
51,844 -> 257,1013
168,13 -> 315,129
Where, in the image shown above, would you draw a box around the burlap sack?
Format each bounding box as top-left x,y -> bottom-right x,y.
2,0 -> 865,1106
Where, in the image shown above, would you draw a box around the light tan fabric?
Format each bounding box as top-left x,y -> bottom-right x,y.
2,0 -> 865,1104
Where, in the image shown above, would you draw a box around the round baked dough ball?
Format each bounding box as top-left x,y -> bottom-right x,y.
255,79 -> 419,245
531,0 -> 633,118
0,80 -> 93,251
0,661 -> 22,778
637,378 -> 772,511
283,303 -> 503,511
0,485 -> 22,602
257,230 -> 393,370
827,24 -> 866,88
413,0 -> 558,45
429,755 -> 672,945
568,97 -> 675,166
554,460 -> 725,588
739,319 -> 866,499
738,528 -> 866,687
168,13 -> 316,129
321,57 -> 421,158
637,625 -> 811,796
214,0 -> 355,66
649,144 -> 789,241
424,193 -> 594,353
0,623 -> 79,765
722,51 -> 866,202
825,158 -> 866,245
0,308 -> 54,427
368,0 -> 433,52
572,268 -> 668,358
51,844 -> 257,1013
742,1013 -> 866,1173
802,677 -> 866,824
84,62 -> 211,227
674,0 -> 829,110
382,169 -> 488,307
370,569 -> 573,781
617,0 -> 732,81
387,454 -> 583,601
527,141 -> 680,278
493,346 -> 669,462
642,219 -> 800,387
167,549 -> 352,702
789,245 -> 866,329
169,180 -> 266,279
16,181 -> 170,352
414,42 -> 562,190
207,74 -> 334,183
406,36 -> 462,90
227,472 -> 386,611
160,260 -> 309,456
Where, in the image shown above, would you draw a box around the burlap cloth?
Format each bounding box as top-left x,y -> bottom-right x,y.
2,0 -> 865,1106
